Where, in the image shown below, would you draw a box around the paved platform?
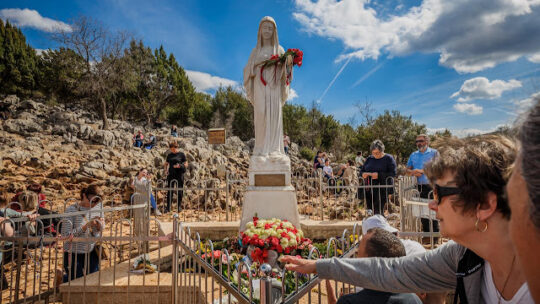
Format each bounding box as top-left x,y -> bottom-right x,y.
157,219 -> 361,240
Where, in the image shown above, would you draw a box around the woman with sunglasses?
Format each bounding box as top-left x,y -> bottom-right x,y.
283,135 -> 533,303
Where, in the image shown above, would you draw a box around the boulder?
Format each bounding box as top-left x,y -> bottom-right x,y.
3,118 -> 42,136
4,150 -> 31,166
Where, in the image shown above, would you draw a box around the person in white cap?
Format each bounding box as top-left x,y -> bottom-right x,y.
362,215 -> 425,256
361,215 -> 447,304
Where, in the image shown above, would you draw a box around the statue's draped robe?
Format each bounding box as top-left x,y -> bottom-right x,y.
243,17 -> 290,157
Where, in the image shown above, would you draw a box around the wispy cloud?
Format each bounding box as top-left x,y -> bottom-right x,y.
185,70 -> 238,93
317,55 -> 352,103
351,61 -> 385,88
0,8 -> 72,33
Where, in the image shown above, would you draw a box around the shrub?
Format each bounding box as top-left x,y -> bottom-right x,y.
300,147 -> 315,161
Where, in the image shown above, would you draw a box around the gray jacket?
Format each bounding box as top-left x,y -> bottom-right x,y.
316,241 -> 484,303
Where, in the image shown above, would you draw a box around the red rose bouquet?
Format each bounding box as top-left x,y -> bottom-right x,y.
240,216 -> 312,264
260,48 -> 303,86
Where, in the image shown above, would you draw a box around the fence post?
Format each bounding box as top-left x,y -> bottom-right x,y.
260,264 -> 273,304
319,170 -> 324,221
171,214 -> 179,304
225,171 -> 230,221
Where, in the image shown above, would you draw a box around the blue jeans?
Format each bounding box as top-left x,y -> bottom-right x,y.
134,140 -> 142,148
150,193 -> 157,210
63,250 -> 100,282
284,146 -> 289,155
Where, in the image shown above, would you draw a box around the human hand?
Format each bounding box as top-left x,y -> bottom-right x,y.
173,163 -> 181,169
27,213 -> 38,222
361,173 -> 370,179
371,172 -> 378,179
184,161 -> 188,168
286,54 -> 293,66
281,255 -> 317,274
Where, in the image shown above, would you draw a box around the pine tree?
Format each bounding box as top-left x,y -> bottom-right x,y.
0,20 -> 41,95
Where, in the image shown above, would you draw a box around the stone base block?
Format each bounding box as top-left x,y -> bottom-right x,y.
240,188 -> 300,231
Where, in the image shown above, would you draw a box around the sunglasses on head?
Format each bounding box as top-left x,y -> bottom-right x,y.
433,184 -> 461,204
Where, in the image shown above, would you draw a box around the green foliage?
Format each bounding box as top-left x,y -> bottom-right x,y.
299,147 -> 315,161
212,86 -> 254,140
0,20 -> 41,95
0,17 -> 449,163
39,48 -> 86,102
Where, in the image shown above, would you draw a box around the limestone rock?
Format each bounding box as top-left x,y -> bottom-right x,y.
3,118 -> 42,135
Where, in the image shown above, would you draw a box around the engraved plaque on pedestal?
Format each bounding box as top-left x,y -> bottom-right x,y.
254,174 -> 286,186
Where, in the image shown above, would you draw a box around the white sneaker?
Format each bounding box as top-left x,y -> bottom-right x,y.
155,210 -> 162,216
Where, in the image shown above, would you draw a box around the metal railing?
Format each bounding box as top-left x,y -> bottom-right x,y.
0,203 -> 362,303
148,170 -> 407,222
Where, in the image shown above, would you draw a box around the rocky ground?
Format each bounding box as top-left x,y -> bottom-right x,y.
0,95 -> 314,214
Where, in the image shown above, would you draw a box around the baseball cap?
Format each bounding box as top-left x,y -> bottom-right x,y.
362,215 -> 398,235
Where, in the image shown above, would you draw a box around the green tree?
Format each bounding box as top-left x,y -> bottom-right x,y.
39,47 -> 86,102
0,20 -> 41,95
159,48 -> 198,126
53,16 -> 129,130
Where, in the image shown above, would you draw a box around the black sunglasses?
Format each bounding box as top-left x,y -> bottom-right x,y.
433,184 -> 461,205
415,140 -> 425,143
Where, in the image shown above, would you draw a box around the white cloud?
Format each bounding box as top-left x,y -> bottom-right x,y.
451,77 -> 522,102
515,91 -> 540,112
185,70 -> 238,93
528,53 -> 540,63
293,0 -> 540,73
0,8 -> 72,33
453,103 -> 483,115
451,128 -> 490,138
287,88 -> 298,101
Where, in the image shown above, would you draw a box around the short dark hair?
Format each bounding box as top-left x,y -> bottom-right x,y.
425,135 -> 516,219
169,141 -> 179,148
347,159 -> 354,166
357,151 -> 362,155
365,228 -> 406,258
519,98 -> 540,229
80,185 -> 102,202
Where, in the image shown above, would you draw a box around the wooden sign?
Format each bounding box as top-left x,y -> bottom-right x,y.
208,128 -> 226,145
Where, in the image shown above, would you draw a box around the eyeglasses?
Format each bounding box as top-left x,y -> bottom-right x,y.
433,184 -> 461,205
415,140 -> 425,143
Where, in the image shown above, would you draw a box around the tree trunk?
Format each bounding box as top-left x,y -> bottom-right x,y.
100,97 -> 109,130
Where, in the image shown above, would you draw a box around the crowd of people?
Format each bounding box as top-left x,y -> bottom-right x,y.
1,98 -> 539,303
283,100 -> 540,304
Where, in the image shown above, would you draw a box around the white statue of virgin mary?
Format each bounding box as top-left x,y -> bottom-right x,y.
243,16 -> 292,160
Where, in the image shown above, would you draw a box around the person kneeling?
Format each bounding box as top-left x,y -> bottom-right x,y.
326,228 -> 421,304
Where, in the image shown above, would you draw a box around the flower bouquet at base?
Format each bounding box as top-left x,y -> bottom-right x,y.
259,48 -> 303,86
130,253 -> 157,274
240,216 -> 312,267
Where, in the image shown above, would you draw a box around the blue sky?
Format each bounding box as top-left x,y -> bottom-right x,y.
2,0 -> 540,136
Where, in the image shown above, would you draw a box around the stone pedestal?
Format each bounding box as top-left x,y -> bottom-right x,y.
240,155 -> 300,231
240,186 -> 300,230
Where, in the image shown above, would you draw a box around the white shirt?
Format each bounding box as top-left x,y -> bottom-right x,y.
481,261 -> 534,304
323,165 -> 333,176
401,239 -> 426,256
355,156 -> 365,166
